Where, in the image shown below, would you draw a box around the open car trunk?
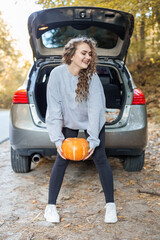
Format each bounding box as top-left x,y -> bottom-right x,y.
34,63 -> 124,124
28,7 -> 134,61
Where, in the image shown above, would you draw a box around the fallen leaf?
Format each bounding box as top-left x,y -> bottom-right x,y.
153,183 -> 160,186
145,165 -> 151,169
64,223 -> 71,228
138,195 -> 147,198
144,177 -> 153,180
118,215 -> 125,219
148,210 -> 153,213
117,207 -> 123,210
24,176 -> 34,179
78,224 -> 83,228
126,180 -> 136,185
61,218 -> 65,222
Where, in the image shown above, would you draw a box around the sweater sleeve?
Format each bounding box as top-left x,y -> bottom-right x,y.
45,70 -> 64,147
87,73 -> 106,149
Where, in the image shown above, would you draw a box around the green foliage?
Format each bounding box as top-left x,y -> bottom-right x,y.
0,12 -> 31,109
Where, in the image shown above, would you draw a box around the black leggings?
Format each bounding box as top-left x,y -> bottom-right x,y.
48,126 -> 114,204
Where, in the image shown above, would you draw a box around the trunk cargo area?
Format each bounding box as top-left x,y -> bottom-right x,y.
34,63 -> 125,124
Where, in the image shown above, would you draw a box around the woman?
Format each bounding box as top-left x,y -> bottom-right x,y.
44,37 -> 117,223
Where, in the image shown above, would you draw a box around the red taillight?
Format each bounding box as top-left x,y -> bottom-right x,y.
132,88 -> 146,105
13,89 -> 28,104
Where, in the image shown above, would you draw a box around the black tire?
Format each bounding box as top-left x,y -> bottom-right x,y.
11,147 -> 31,173
122,151 -> 145,172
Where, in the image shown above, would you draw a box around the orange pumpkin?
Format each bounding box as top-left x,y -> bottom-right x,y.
61,138 -> 89,161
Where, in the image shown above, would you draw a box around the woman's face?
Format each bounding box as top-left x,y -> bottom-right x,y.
70,42 -> 92,70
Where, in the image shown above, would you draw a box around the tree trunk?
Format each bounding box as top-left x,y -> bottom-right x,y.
140,14 -> 146,59
155,9 -> 160,30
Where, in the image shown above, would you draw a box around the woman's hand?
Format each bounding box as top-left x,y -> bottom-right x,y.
57,146 -> 66,159
83,148 -> 94,160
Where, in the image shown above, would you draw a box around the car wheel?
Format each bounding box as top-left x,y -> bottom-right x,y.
121,151 -> 145,172
11,147 -> 31,173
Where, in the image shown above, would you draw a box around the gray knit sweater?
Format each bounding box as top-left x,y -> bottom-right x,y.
45,64 -> 106,149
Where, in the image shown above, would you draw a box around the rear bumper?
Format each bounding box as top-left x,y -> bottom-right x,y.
15,147 -> 143,157
9,104 -> 147,156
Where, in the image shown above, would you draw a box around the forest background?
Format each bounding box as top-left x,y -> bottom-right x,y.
0,0 -> 160,122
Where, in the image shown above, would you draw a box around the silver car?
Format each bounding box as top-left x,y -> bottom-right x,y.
9,6 -> 147,173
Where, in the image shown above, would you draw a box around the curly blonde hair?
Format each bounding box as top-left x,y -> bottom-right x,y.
62,37 -> 97,102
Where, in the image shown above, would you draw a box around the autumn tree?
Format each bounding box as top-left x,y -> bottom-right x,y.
0,12 -> 31,109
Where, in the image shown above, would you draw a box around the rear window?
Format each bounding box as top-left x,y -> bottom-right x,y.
41,25 -> 118,49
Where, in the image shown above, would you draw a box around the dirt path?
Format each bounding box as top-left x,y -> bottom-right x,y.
0,121 -> 160,240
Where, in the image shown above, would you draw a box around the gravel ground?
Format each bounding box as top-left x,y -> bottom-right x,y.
0,121 -> 160,240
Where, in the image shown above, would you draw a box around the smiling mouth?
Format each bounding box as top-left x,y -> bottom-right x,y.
83,60 -> 90,65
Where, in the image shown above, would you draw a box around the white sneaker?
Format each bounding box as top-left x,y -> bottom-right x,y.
44,204 -> 60,223
104,202 -> 118,223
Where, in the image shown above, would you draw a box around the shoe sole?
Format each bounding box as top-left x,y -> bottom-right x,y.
44,214 -> 60,223
104,217 -> 118,223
